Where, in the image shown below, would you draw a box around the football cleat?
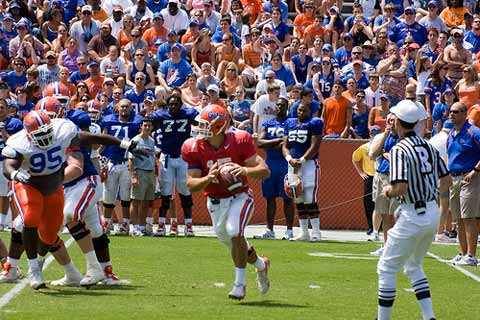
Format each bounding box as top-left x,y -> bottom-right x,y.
185,223 -> 195,237
228,283 -> 246,300
102,266 -> 122,285
80,264 -> 105,287
114,222 -> 129,236
169,221 -> 178,236
130,226 -> 144,237
310,231 -> 322,242
370,246 -> 384,257
282,229 -> 294,240
0,262 -> 22,283
50,271 -> 83,287
153,222 -> 166,237
253,229 -> 275,240
29,268 -> 46,290
368,232 -> 380,242
256,257 -> 270,294
145,223 -> 154,236
290,232 -> 310,242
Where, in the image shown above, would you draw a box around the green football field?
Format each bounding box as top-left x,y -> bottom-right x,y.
0,234 -> 477,320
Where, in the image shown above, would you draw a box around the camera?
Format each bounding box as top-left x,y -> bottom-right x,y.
82,33 -> 93,42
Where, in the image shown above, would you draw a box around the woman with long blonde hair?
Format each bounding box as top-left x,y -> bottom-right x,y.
220,62 -> 243,97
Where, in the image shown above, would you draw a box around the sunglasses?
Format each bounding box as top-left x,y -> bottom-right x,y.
442,67 -> 449,70
322,62 -> 331,65
113,92 -> 122,95
463,69 -> 469,72
352,52 -> 362,55
135,78 -> 145,80
135,53 -> 144,56
83,11 -> 92,15
222,38 -> 231,42
81,98 -> 89,102
405,11 -> 414,15
132,35 -> 141,38
77,84 -> 86,88
453,34 -> 463,38
356,95 -> 365,98
104,83 -> 114,86
78,62 -> 86,65
14,63 -> 24,66
227,69 -> 235,71
266,76 -> 273,80
449,109 -> 464,114
47,56 -> 56,59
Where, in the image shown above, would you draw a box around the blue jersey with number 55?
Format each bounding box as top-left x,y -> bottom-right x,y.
151,107 -> 198,158
4,118 -> 79,176
285,117 -> 323,159
102,112 -> 143,163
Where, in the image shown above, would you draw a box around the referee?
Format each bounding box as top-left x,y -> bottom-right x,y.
376,100 -> 451,320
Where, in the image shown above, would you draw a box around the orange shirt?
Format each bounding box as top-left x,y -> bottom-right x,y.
85,76 -> 105,98
293,14 -> 315,39
240,0 -> 263,24
303,24 -> 325,43
476,61 -> 480,73
468,105 -> 480,126
373,108 -> 387,132
242,43 -> 262,68
458,83 -> 480,110
142,27 -> 168,54
323,96 -> 349,135
117,29 -> 132,50
440,7 -> 469,28
93,9 -> 109,22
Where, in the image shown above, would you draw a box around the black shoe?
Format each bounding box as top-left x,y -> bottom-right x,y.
366,229 -> 373,236
449,230 -> 458,239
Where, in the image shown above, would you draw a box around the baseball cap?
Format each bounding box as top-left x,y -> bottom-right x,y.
404,6 -> 416,13
362,40 -> 373,48
207,84 -> 220,94
9,2 -> 21,9
322,44 -> 333,52
427,0 -> 438,7
380,91 -> 389,100
2,13 -> 14,21
263,23 -> 274,31
329,6 -> 339,14
369,125 -> 381,135
15,18 -> 29,28
292,84 -> 303,92
390,100 -> 420,124
88,61 -> 99,68
407,43 -> 420,50
153,12 -> 164,20
144,95 -> 154,103
443,88 -> 455,95
443,119 -> 454,130
189,19 -> 199,27
168,0 -> 180,5
167,29 -> 177,36
101,22 -> 111,29
343,33 -> 353,39
45,51 -> 57,58
352,60 -> 363,66
171,43 -> 182,51
103,77 -> 115,84
203,0 -> 213,5
81,5 -> 92,13
113,5 -> 123,12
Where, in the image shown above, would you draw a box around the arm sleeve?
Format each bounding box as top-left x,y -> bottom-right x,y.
311,118 -> 324,136
389,145 -> 408,183
436,148 -> 449,177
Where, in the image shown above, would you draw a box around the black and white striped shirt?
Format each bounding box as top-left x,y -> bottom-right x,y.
390,133 -> 449,204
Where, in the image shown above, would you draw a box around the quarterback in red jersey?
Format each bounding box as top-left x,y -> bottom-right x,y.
181,105 -> 271,300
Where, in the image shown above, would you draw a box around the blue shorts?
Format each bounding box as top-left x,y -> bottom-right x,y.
262,159 -> 288,200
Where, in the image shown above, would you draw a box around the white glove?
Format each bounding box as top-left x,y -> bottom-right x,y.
11,170 -> 30,183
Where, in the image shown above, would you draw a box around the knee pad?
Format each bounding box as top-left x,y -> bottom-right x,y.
103,203 -> 115,209
49,237 -> 65,253
67,221 -> 91,241
92,234 -> 110,251
161,196 -> 171,210
296,203 -> 307,216
305,203 -> 319,216
179,194 -> 193,209
13,216 -> 24,233
11,229 -> 23,245
120,200 -> 130,208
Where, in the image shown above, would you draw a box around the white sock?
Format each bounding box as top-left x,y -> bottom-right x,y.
146,217 -> 154,225
419,298 -> 434,320
8,257 -> 19,269
377,306 -> 393,320
27,258 -> 39,271
0,213 -> 7,225
185,218 -> 192,224
159,217 -> 166,224
63,261 -> 79,275
100,262 -> 111,269
253,257 -> 265,270
171,217 -> 177,223
85,251 -> 99,268
38,255 -> 46,268
299,219 -> 308,234
310,218 -> 320,233
234,267 -> 246,286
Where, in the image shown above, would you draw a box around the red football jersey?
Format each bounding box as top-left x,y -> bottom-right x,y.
181,130 -> 257,198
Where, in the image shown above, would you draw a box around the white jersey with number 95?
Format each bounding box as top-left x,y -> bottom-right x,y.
3,119 -> 79,176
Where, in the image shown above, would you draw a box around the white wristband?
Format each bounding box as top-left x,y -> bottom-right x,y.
119,140 -> 131,150
285,155 -> 293,162
300,157 -> 306,164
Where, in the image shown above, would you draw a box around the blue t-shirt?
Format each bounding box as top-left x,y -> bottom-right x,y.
352,110 -> 369,139
263,1 -> 289,22
156,42 -> 187,62
345,16 -> 370,31
285,117 -> 324,159
406,59 -> 416,80
424,78 -> 453,111
5,71 -> 27,91
64,0 -> 85,27
377,132 -> 398,173
0,117 -> 23,161
102,112 -> 143,163
1,26 -> 17,42
420,43 -> 439,62
124,88 -> 155,114
16,101 -> 34,119
341,72 -> 370,90
264,65 -> 295,87
389,21 -> 428,47
159,58 -> 193,87
432,102 -> 450,136
150,106 -> 198,158
447,122 -> 480,173
315,71 -> 335,99
334,46 -> 352,68
272,21 -> 290,43
229,100 -> 252,133
464,31 -> 480,54
291,54 -> 313,84
262,117 -> 288,160
385,0 -> 412,17
211,27 -> 241,48
147,0 -> 167,12
69,71 -> 90,85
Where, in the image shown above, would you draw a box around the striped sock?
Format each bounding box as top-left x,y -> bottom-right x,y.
378,287 -> 396,320
412,278 -> 434,320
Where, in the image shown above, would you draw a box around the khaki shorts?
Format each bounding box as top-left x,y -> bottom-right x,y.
372,172 -> 399,215
131,169 -> 156,201
450,173 -> 480,221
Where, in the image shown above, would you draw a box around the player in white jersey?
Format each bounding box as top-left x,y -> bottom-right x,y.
2,110 -> 148,289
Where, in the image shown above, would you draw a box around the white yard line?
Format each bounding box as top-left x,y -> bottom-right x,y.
0,237 -> 75,309
427,252 -> 480,283
308,252 -> 378,260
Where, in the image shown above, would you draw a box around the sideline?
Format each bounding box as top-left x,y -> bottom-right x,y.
0,237 -> 75,309
427,252 -> 480,283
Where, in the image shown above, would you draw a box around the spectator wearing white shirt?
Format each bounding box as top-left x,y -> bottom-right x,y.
251,83 -> 281,137
69,5 -> 101,54
160,0 -> 190,34
104,5 -> 125,37
255,70 -> 287,98
100,45 -> 127,78
124,0 -> 153,24
102,0 -> 133,15
365,73 -> 381,108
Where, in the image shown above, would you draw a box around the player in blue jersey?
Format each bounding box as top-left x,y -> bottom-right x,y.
124,72 -> 156,114
283,103 -> 323,242
255,98 -> 294,240
150,95 -> 198,236
102,99 -> 144,236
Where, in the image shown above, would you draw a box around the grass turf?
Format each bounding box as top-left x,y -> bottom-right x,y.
0,235 -> 477,320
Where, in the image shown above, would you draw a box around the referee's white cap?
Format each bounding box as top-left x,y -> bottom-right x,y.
390,100 -> 419,124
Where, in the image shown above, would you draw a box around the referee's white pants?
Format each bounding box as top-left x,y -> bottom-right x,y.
377,201 -> 439,289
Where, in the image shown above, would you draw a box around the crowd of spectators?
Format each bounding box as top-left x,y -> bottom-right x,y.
0,0 -> 480,239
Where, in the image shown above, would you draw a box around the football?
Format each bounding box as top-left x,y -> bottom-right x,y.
218,163 -> 244,192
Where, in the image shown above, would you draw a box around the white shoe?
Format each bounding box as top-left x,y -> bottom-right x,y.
145,223 -> 154,236
80,264 -> 105,287
455,255 -> 478,266
130,226 -> 144,237
50,271 -> 83,287
152,223 -> 166,237
102,265 -> 122,285
0,262 -> 22,283
253,229 -> 275,240
435,233 -> 455,243
310,231 -> 321,242
449,253 -> 464,264
290,232 -> 310,242
282,229 -> 294,240
184,223 -> 195,237
29,268 -> 46,290
370,246 -> 384,257
228,283 -> 246,300
368,232 -> 380,242
256,257 -> 270,294
61,226 -> 69,234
